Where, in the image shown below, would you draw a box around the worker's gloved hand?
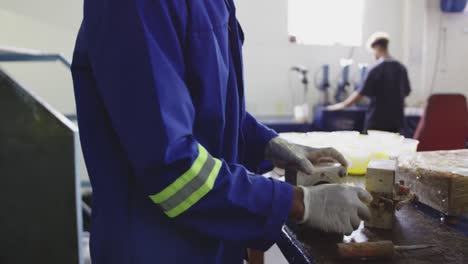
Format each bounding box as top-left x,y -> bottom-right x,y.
265,137 -> 348,175
299,184 -> 372,235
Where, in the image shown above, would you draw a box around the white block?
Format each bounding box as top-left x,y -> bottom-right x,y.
366,159 -> 396,193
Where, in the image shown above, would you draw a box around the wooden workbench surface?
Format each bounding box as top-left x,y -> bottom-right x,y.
280,175 -> 468,264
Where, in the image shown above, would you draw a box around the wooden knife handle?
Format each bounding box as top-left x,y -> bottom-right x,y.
337,241 -> 395,259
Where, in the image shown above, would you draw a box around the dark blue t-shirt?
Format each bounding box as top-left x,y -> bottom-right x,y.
358,57 -> 411,132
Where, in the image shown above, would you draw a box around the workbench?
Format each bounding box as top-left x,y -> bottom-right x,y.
313,106 -> 367,132
256,116 -> 314,133
276,175 -> 468,264
313,106 -> 422,137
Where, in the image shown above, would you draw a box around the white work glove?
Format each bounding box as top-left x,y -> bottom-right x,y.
298,184 -> 372,235
265,137 -> 348,175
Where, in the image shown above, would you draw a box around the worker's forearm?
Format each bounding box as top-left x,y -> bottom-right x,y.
343,91 -> 363,107
289,186 -> 305,221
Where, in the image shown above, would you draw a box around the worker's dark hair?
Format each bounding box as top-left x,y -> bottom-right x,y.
371,37 -> 389,50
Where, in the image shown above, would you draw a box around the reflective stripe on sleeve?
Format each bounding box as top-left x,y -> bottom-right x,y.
149,144 -> 222,218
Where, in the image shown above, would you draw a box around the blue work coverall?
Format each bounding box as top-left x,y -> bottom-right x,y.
71,0 -> 293,263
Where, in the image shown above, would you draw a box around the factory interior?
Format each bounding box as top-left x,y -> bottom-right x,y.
1,0 -> 468,263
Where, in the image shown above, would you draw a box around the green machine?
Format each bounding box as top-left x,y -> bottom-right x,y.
0,61 -> 84,263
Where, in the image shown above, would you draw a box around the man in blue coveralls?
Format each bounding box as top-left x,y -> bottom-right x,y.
328,32 -> 412,133
71,1 -> 372,263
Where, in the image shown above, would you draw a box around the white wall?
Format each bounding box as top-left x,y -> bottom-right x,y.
0,1 -> 85,179
0,1 -> 82,115
236,0 -> 468,116
236,0 -> 406,116
422,0 -> 468,96
1,0 -> 467,117
402,0 -> 468,105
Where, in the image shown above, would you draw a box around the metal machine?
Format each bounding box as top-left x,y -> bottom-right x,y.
0,69 -> 84,264
291,65 -> 310,105
354,63 -> 368,90
334,59 -> 353,103
0,46 -> 88,264
314,64 -> 331,105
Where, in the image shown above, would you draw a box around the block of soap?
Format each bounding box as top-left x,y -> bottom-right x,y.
365,159 -> 396,229
366,159 -> 396,193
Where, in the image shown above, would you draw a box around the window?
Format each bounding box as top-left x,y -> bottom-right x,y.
288,0 -> 365,46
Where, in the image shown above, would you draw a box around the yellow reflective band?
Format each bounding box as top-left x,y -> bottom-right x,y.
149,144 -> 208,204
165,158 -> 222,218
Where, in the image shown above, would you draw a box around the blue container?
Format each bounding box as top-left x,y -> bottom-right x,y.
441,0 -> 467,12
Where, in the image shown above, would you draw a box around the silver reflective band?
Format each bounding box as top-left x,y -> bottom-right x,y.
158,155 -> 216,212
149,144 -> 222,218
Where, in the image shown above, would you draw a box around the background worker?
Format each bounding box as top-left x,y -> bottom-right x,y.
71,1 -> 371,263
327,32 -> 412,133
